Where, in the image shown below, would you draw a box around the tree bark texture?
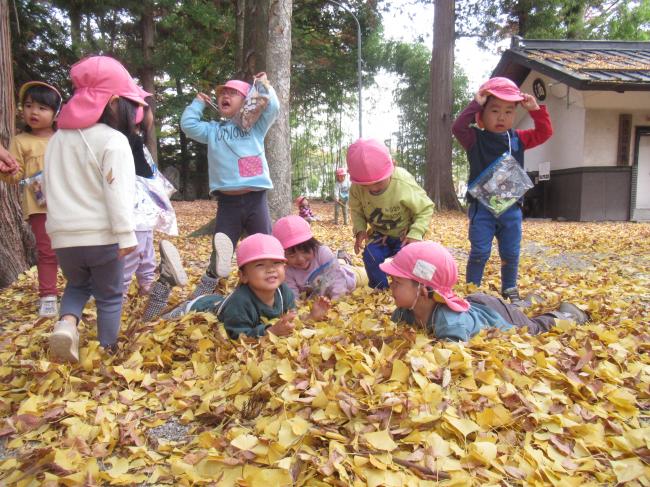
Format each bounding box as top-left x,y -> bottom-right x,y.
425,0 -> 461,211
265,0 -> 292,219
0,0 -> 34,288
140,1 -> 158,162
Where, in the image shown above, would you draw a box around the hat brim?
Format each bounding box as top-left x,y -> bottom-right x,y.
486,89 -> 524,102
18,81 -> 62,105
57,90 -> 148,130
278,235 -> 311,250
349,164 -> 394,185
215,85 -> 248,98
237,253 -> 287,268
380,260 -> 470,313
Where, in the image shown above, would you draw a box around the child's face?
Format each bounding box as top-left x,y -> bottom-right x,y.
218,88 -> 245,119
22,96 -> 55,133
239,258 -> 286,292
336,174 -> 345,182
285,247 -> 315,271
365,177 -> 391,196
389,275 -> 420,308
300,199 -> 310,207
480,97 -> 516,133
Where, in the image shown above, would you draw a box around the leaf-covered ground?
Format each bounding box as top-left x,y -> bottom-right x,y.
1,201 -> 648,486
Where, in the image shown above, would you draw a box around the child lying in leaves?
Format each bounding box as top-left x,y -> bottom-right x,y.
380,241 -> 588,342
142,233 -> 329,339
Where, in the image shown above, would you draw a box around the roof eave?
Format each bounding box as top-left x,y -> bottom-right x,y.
492,49 -> 650,92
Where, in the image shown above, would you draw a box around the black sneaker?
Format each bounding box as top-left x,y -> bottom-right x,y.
502,287 -> 521,302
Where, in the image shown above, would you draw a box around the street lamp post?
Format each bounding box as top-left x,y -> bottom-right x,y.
329,0 -> 362,138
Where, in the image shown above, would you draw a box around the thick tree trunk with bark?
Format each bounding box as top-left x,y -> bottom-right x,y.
176,78 -> 190,199
0,0 -> 34,288
234,0 -> 292,220
140,1 -> 158,161
425,0 -> 461,211
265,0 -> 292,219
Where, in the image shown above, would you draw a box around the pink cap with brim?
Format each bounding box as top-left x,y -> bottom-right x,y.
134,85 -> 152,124
236,233 -> 287,268
379,241 -> 470,312
273,215 -> 313,249
57,56 -> 151,129
215,79 -> 251,98
335,168 -> 346,176
346,138 -> 394,185
479,77 -> 524,102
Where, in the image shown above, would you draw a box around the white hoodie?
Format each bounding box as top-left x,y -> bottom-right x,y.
44,123 -> 136,249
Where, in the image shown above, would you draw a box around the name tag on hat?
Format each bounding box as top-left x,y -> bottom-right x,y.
412,259 -> 436,281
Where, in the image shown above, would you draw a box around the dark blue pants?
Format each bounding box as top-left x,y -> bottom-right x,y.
466,202 -> 522,293
207,190 -> 272,276
55,244 -> 124,347
363,235 -> 403,289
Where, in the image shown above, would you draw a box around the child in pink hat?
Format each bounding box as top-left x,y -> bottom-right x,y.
272,215 -> 366,300
452,77 -> 553,304
347,138 -> 434,289
380,241 -> 587,342
142,233 -> 328,339
296,195 -> 317,222
181,73 -> 280,300
43,56 -> 150,362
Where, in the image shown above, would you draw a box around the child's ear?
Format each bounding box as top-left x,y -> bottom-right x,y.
238,269 -> 247,284
475,112 -> 485,129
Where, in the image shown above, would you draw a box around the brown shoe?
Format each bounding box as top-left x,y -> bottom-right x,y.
49,319 -> 79,363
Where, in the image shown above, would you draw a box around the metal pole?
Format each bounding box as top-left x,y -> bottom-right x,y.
328,1 -> 362,138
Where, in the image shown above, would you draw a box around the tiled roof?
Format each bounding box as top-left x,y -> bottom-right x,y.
492,38 -> 650,91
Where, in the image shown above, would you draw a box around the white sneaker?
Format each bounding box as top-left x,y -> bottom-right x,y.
213,233 -> 234,278
159,240 -> 188,287
49,320 -> 80,363
39,296 -> 58,318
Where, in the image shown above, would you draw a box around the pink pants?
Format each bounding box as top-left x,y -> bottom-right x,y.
122,230 -> 156,295
28,213 -> 58,297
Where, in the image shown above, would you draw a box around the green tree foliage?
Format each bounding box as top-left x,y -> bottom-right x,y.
382,41 -> 472,192
456,0 -> 650,44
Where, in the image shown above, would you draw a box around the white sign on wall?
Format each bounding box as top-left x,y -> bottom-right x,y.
539,161 -> 551,181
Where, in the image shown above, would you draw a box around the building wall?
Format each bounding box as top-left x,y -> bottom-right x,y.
517,73 -> 586,172
583,110 -> 618,166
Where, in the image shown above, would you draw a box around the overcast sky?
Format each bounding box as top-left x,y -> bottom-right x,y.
356,3 -> 506,142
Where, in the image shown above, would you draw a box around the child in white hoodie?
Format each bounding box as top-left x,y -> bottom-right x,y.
44,56 -> 150,362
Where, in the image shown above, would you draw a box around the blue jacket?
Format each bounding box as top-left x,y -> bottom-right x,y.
392,302 -> 512,342
180,87 -> 279,193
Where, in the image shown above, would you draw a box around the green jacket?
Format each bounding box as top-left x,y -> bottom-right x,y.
349,167 -> 434,239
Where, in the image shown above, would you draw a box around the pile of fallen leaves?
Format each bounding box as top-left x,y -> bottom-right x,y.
1,201 -> 648,486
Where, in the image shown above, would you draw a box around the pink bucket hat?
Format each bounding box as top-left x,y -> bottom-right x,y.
215,79 -> 251,98
236,233 -> 287,268
57,56 -> 151,129
295,196 -> 307,206
346,138 -> 394,185
273,215 -> 313,249
134,85 -> 152,124
479,77 -> 524,102
335,168 -> 346,177
379,241 -> 470,312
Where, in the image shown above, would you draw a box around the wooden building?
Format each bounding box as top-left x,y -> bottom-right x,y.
492,38 -> 650,221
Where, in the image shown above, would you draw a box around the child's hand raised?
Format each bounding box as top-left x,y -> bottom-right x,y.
267,310 -> 297,337
474,90 -> 488,106
520,93 -> 540,111
354,231 -> 368,254
308,296 -> 331,321
196,92 -> 212,103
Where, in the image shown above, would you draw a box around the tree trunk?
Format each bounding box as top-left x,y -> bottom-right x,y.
0,0 -> 34,288
69,3 -> 82,56
265,0 -> 292,219
140,1 -> 158,161
235,0 -> 246,79
176,78 -> 190,199
425,0 -> 461,211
